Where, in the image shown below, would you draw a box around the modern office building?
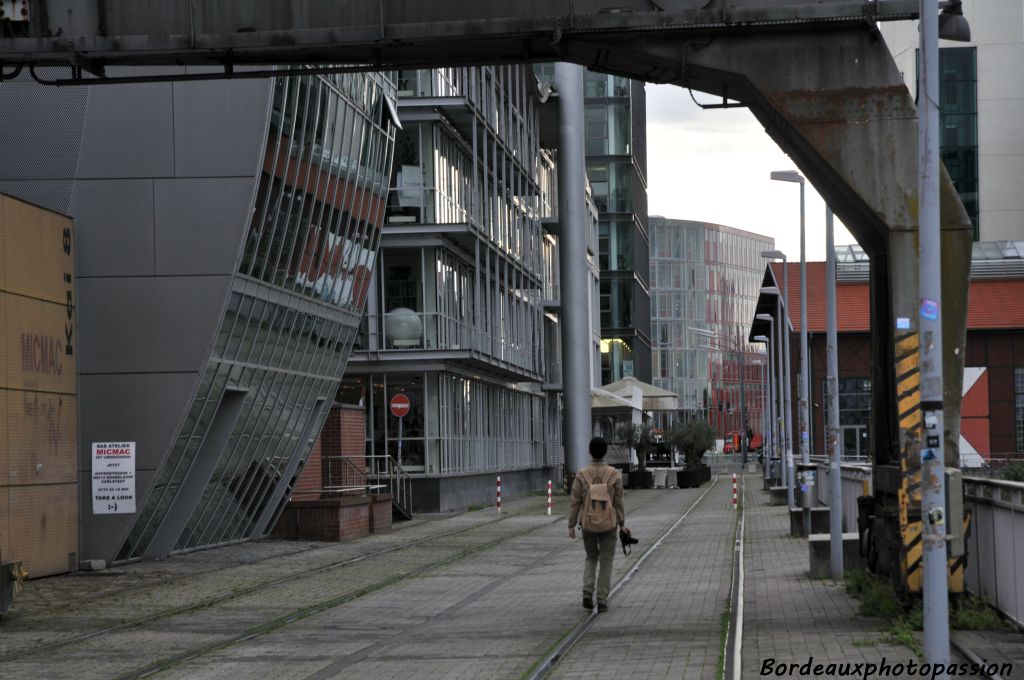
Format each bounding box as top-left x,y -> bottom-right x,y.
0,69 -> 398,564
880,3 -> 1024,241
649,217 -> 773,439
584,73 -> 652,384
343,66 -> 563,512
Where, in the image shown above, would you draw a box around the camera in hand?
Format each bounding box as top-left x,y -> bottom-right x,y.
619,527 -> 639,555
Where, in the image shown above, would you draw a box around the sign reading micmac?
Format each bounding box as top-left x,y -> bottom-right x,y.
92,442 -> 136,514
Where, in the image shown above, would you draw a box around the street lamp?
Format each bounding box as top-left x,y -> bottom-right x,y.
769,169 -> 811,536
753,333 -> 774,486
825,207 -> 843,581
761,263 -> 794,512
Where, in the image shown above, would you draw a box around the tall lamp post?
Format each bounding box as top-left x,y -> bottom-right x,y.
825,207 -> 843,580
770,170 -> 810,536
753,333 -> 774,486
761,258 -> 794,512
920,2 -> 971,676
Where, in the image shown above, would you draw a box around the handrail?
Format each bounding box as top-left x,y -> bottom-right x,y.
964,475 -> 1024,492
319,453 -> 414,519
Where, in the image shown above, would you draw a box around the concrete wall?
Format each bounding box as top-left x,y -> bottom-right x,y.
411,467 -> 558,514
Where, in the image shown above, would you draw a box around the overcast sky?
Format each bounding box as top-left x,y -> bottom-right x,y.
645,83 -> 857,262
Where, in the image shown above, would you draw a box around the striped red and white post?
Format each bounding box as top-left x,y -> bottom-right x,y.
496,476 -> 502,514
732,473 -> 738,509
547,480 -> 552,516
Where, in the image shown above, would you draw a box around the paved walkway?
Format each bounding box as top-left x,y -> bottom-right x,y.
3,473 -> 1023,679
741,474 -> 1022,679
551,476 -> 735,680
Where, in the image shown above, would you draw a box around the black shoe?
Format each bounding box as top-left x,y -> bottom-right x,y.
582,595 -> 593,609
597,602 -> 608,612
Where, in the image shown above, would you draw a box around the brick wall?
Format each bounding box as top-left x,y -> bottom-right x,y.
291,437 -> 321,502
290,403 -> 366,500
271,495 -> 389,541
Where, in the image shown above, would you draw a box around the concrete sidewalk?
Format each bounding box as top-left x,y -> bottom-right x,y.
741,474 -> 1023,679
551,474 -> 736,680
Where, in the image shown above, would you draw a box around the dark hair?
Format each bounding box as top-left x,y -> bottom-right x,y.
589,437 -> 608,459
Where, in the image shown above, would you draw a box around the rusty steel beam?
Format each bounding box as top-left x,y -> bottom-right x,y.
0,0 -> 922,69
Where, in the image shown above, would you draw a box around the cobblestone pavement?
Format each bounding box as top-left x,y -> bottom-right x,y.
6,473 -> 1022,679
0,486 -> 705,679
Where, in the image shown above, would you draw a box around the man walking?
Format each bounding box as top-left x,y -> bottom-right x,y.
568,437 -> 627,612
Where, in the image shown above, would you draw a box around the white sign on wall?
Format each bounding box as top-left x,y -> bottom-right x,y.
92,442 -> 136,514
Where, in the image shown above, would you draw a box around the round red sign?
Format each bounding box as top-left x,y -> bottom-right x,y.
390,393 -> 411,418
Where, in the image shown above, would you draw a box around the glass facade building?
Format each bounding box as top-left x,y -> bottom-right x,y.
882,6 -> 1024,243
0,69 -> 398,563
584,73 -> 651,385
345,66 -> 562,512
649,218 -> 773,437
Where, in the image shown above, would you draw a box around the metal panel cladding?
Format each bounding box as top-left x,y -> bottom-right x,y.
117,72 -> 397,561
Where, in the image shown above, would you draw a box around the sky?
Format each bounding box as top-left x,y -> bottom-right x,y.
644,83 -> 857,262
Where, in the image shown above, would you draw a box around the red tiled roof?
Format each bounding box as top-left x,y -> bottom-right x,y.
768,262 -> 1024,333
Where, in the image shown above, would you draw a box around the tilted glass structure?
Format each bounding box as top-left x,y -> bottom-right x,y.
119,73 -> 397,560
0,69 -> 397,563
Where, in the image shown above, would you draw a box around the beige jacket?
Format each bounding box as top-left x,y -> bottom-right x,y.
568,461 -> 625,530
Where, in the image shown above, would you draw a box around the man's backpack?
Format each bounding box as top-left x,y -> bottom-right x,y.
580,467 -> 617,533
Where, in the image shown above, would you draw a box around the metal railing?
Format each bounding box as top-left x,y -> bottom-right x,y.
813,461 -> 872,533
321,453 -> 413,519
805,460 -> 1024,629
963,476 -> 1024,629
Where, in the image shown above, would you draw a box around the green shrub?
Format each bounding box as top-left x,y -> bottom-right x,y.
951,595 -> 1007,630
1001,463 -> 1024,482
845,568 -> 872,597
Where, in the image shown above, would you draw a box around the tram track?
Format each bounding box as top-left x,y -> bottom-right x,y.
524,475 -> 726,680
2,489 -> 680,678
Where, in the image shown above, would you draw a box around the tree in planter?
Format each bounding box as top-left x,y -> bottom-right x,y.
667,419 -> 715,469
619,422 -> 657,483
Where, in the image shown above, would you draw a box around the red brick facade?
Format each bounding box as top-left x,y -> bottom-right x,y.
274,403 -> 393,540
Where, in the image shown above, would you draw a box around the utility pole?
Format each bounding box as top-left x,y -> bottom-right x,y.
919,1 -> 949,673
826,207 -> 843,580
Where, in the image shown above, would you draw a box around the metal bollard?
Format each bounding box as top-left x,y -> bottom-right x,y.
732,473 -> 738,510
547,480 -> 552,516
496,476 -> 501,514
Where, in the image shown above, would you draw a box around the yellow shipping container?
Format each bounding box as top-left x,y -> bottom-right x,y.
0,194 -> 74,306
1,295 -> 77,394
8,484 -> 78,577
0,194 -> 78,578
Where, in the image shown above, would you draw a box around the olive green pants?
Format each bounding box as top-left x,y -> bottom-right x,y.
582,529 -> 618,604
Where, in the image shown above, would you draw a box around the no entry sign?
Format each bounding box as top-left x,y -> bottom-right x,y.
390,393 -> 411,418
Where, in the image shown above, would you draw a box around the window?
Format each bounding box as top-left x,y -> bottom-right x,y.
917,47 -> 979,238
823,378 -> 873,460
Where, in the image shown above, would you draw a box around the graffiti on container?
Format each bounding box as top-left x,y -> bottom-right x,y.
21,333 -> 64,376
22,392 -> 63,457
